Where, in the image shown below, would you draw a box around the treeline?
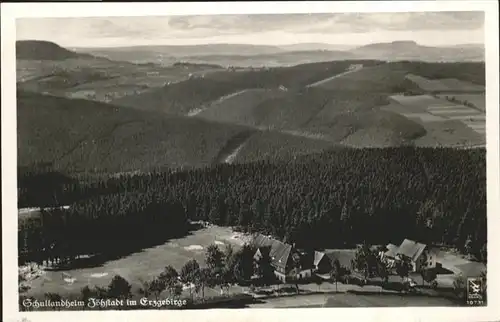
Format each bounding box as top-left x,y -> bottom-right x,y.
393,61 -> 485,86
18,147 -> 487,264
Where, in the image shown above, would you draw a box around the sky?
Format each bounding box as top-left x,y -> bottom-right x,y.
16,12 -> 485,48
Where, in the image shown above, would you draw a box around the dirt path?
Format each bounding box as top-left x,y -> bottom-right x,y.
212,130 -> 256,164
306,65 -> 364,88
187,90 -> 250,117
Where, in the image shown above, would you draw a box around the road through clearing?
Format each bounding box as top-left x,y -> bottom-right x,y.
187,90 -> 250,117
306,64 -> 364,88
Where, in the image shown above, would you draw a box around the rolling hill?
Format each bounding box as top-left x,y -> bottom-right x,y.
113,60 -> 381,115
17,91 -> 339,174
112,59 -> 487,148
16,40 -> 229,102
17,40 -> 94,61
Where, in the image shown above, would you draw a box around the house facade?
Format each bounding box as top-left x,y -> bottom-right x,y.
252,234 -> 312,283
388,239 -> 437,272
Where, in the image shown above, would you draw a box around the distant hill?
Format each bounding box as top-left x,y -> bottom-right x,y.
73,41 -> 484,65
74,43 -> 285,57
16,40 -> 93,61
179,50 -> 356,67
350,41 -> 484,62
279,43 -> 356,52
74,46 -> 353,67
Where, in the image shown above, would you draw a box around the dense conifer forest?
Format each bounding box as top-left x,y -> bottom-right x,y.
18,146 -> 487,266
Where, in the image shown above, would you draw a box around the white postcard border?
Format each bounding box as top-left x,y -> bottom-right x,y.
2,1 -> 499,322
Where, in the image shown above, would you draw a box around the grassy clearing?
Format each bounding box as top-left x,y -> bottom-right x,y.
413,120 -> 485,147
23,225 -> 246,300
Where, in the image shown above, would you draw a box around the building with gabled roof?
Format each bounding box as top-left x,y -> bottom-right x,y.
252,233 -> 311,282
392,239 -> 437,272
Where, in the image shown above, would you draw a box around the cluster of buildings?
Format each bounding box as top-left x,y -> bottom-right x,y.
251,233 -> 438,284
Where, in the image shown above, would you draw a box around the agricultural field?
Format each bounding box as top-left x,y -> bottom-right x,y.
17,57 -> 226,102
383,94 -> 485,147
438,93 -> 486,112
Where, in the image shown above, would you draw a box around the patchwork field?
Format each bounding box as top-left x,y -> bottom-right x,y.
383,95 -> 485,147
438,93 -> 486,112
17,57 -> 225,102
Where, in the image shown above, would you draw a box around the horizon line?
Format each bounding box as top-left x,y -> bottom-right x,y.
17,38 -> 485,50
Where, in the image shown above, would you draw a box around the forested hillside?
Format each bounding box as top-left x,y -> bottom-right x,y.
18,147 -> 486,265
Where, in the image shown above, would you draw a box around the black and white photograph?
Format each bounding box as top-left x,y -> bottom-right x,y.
2,1 -> 499,321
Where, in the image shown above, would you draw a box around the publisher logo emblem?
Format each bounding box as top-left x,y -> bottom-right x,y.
467,277 -> 484,302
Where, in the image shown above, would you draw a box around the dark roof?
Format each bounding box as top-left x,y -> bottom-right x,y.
323,250 -> 354,269
397,239 -> 427,261
253,234 -> 292,270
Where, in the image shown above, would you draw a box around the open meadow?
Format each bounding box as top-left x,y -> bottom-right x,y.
22,224 -> 250,301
